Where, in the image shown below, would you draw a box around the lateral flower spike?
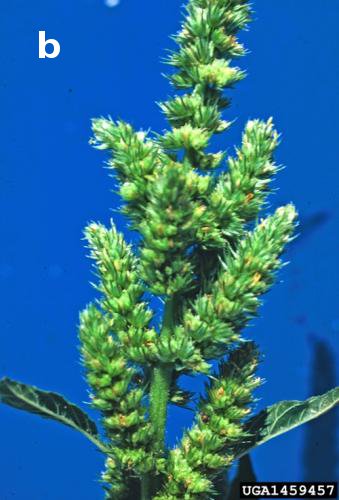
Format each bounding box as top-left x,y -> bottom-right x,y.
155,343 -> 261,499
84,221 -> 157,363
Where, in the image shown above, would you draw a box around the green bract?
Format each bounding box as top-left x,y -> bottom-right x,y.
1,1 -> 337,499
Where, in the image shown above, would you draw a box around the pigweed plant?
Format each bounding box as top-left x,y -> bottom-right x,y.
1,1 -> 338,498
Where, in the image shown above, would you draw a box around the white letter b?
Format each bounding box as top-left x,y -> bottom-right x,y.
39,31 -> 60,59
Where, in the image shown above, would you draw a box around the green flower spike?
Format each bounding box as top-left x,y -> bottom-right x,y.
1,2 -> 337,500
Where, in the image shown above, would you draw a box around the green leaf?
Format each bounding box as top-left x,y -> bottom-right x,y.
0,377 -> 107,452
236,386 -> 339,459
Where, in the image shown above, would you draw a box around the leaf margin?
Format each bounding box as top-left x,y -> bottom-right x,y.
235,386 -> 339,459
0,377 -> 108,453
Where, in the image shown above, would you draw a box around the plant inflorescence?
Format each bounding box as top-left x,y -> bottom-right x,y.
1,1 -> 338,499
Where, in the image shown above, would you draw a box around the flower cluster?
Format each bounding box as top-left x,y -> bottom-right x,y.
91,120 -> 162,222
2,1 -> 337,499
155,343 -> 261,499
80,224 -> 157,497
79,0 -> 297,497
181,204 -> 297,362
162,0 -> 250,173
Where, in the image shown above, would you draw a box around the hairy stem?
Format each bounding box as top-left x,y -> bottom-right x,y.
141,474 -> 151,500
146,299 -> 176,496
149,364 -> 173,452
214,470 -> 229,499
149,298 -> 176,451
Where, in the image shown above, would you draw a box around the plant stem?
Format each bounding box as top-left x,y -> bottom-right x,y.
214,471 -> 229,499
141,475 -> 151,500
146,299 -> 175,496
149,364 -> 173,452
150,298 -> 175,453
149,298 -> 175,450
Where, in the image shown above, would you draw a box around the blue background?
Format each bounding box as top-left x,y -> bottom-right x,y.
0,0 -> 338,498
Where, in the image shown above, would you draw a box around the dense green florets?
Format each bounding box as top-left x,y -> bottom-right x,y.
80,0 -> 297,497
